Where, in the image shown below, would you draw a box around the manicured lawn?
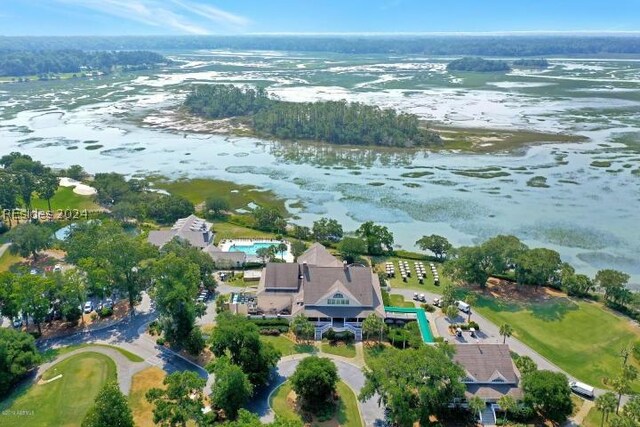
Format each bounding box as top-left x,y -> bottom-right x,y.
269,380 -> 363,427
31,187 -> 99,211
41,344 -> 144,363
260,335 -> 316,356
583,405 -> 605,427
321,340 -> 356,358
0,352 -> 116,427
212,220 -> 276,244
153,178 -> 287,214
374,256 -> 451,293
388,294 -> 415,308
0,250 -> 22,272
474,295 -> 640,392
129,367 -> 166,427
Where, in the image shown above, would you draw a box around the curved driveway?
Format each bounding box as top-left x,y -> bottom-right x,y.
247,353 -> 385,427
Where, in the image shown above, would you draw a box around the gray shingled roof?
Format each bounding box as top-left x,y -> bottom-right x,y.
263,263 -> 301,290
147,215 -> 213,249
303,265 -> 377,306
464,384 -> 523,401
297,243 -> 343,267
453,344 -> 519,384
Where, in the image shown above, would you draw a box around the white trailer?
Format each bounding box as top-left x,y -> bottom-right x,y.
456,300 -> 471,313
569,381 -> 595,398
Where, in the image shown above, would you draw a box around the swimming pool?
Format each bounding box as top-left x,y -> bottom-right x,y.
219,240 -> 294,262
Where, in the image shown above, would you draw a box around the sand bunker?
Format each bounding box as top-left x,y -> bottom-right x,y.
58,177 -> 97,196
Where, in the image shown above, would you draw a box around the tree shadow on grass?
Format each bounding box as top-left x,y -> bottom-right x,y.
528,297 -> 579,322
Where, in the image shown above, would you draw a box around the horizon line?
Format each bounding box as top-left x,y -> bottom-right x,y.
2,30 -> 640,38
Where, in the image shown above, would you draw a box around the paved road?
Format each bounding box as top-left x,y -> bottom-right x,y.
247,354 -> 385,427
38,292 -> 212,394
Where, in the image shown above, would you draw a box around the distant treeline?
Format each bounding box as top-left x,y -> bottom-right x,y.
447,57 -> 511,72
184,85 -> 441,147
0,49 -> 168,77
1,35 -> 640,56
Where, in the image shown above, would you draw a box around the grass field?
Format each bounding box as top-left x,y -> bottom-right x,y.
153,178 -> 287,214
374,256 -> 451,293
474,294 -> 640,391
41,344 -> 144,363
31,187 -> 99,211
212,220 -> 276,244
0,250 -> 22,272
583,405 -> 607,427
269,380 -> 362,427
388,294 -> 416,308
260,335 -> 315,356
0,352 -> 117,427
129,367 -> 166,427
321,340 -> 357,358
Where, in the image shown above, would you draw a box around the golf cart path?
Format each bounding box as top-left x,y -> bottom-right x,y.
35,346 -> 148,394
248,353 -> 385,427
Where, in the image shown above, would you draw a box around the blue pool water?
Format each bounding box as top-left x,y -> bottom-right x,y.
228,241 -> 289,257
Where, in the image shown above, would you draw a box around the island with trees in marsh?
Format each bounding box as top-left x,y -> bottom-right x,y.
183,84 -> 442,148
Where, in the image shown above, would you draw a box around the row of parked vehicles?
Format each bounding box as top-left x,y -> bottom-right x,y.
418,294 -> 472,313
196,288 -> 211,303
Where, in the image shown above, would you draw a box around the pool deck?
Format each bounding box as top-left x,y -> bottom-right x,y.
218,238 -> 295,263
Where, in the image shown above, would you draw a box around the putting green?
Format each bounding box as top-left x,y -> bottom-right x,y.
0,351 -> 117,427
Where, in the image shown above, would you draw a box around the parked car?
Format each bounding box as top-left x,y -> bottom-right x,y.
53,264 -> 62,273
413,292 -> 419,301
433,297 -> 441,307
83,301 -> 94,314
569,381 -> 595,398
29,268 -> 39,275
103,298 -> 114,309
419,294 -> 426,302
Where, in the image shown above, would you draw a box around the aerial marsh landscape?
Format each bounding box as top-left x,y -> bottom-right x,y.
1,50 -> 640,287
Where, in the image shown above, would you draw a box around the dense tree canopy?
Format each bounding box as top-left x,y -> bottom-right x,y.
355,221 -> 394,256
0,49 -> 167,77
360,345 -> 465,426
146,371 -> 206,427
8,223 -> 52,260
210,357 -> 253,421
447,57 -> 511,72
185,85 -> 441,147
0,328 -> 40,398
522,370 -> 573,423
209,313 -> 281,387
416,234 -> 452,259
82,381 -> 134,427
312,218 -> 343,245
290,356 -> 339,413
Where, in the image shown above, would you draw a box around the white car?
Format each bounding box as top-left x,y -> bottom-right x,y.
53,264 -> 62,273
83,301 -> 94,314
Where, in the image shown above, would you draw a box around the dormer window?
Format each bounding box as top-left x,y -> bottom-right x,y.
328,293 -> 349,305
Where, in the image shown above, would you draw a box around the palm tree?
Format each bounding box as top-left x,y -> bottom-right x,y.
445,305 -> 459,323
277,242 -> 288,260
464,293 -> 477,323
499,323 -> 513,344
497,395 -> 517,424
595,392 -> 617,427
468,396 -> 485,422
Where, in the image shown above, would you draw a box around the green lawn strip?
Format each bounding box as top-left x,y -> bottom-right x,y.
269,380 -> 362,427
374,256 -> 451,292
474,295 -> 640,392
260,335 -> 315,356
388,294 -> 416,308
321,340 -> 357,358
0,250 -> 23,272
41,343 -> 144,363
212,220 -> 277,244
0,352 -> 117,427
153,178 -> 287,214
31,187 -> 99,211
582,405 -> 605,427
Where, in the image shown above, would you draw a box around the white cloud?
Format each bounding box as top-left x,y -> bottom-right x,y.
56,0 -> 249,34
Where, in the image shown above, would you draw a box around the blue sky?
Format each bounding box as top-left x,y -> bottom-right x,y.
1,0 -> 640,36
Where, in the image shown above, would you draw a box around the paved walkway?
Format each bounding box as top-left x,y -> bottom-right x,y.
247,353 -> 385,427
0,243 -> 9,258
35,346 -> 148,394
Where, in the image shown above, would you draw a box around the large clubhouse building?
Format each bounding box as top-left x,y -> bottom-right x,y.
256,243 -> 386,340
